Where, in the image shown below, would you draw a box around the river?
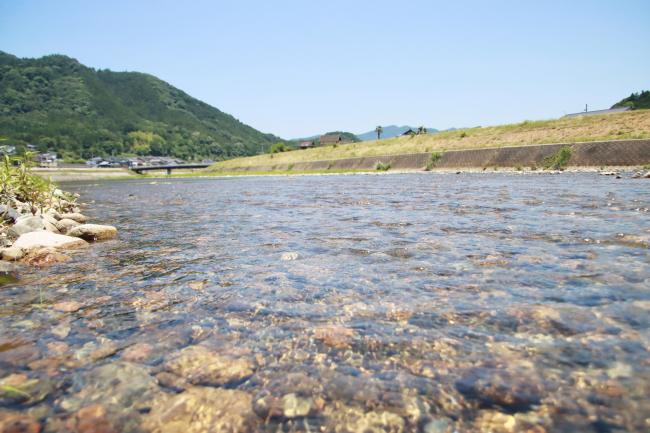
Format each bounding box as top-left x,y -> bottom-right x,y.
1,173 -> 649,432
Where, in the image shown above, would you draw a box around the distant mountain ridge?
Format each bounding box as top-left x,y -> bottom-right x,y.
0,51 -> 281,161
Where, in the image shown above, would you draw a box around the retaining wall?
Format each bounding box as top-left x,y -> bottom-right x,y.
217,139 -> 650,172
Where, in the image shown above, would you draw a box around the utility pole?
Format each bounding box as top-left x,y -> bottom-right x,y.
585,104 -> 588,113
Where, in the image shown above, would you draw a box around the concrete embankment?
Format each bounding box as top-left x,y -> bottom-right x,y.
212,139 -> 650,173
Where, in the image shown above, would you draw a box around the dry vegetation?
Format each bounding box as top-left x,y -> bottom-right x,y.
211,110 -> 650,170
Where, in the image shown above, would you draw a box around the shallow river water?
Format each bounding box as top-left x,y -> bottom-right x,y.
1,173 -> 649,432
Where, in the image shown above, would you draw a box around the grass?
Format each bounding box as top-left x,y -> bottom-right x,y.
1,153 -> 57,215
425,152 -> 443,171
542,146 -> 572,170
210,110 -> 650,170
375,161 -> 391,171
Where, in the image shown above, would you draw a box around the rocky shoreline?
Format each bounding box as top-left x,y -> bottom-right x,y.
0,188 -> 117,270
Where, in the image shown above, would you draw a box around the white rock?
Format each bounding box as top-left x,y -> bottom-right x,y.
67,224 -> 117,241
281,252 -> 299,261
13,231 -> 88,251
54,218 -> 80,234
59,213 -> 88,223
2,247 -> 24,261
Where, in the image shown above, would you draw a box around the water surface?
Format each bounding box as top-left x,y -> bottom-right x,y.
1,173 -> 649,432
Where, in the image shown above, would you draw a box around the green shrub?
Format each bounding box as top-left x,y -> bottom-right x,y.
375,161 -> 391,171
459,132 -> 468,138
269,142 -> 291,154
425,152 -> 443,171
287,164 -> 294,171
543,146 -> 572,170
0,152 -> 59,215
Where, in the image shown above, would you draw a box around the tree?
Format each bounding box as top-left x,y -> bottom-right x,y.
375,126 -> 383,140
418,126 -> 427,135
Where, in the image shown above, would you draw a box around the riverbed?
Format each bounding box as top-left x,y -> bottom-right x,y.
1,173 -> 649,432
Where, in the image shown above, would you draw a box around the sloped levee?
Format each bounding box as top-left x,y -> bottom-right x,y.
217,139 -> 650,172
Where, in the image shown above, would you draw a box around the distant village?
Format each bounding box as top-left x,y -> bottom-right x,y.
0,143 -> 214,168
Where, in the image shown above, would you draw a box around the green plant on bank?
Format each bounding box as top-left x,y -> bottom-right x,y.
542,146 -> 572,170
375,161 -> 391,171
287,164 -> 294,171
269,142 -> 292,154
425,152 -> 443,171
643,163 -> 650,170
0,152 -> 53,215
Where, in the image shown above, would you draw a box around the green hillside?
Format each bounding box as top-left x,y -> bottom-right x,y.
0,51 -> 281,161
612,90 -> 650,110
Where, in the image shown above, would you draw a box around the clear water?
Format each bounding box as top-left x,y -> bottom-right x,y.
1,173 -> 648,432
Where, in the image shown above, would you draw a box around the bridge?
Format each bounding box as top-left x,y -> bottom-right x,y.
131,164 -> 211,175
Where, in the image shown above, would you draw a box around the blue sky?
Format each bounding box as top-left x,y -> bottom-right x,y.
1,0 -> 649,138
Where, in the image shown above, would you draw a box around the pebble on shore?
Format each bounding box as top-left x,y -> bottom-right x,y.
0,194 -> 117,268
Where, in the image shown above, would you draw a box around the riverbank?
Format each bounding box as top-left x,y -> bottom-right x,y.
205,139 -> 650,176
0,163 -> 118,270
212,109 -> 650,170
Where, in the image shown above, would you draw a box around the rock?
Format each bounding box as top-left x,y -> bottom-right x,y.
325,405 -> 405,433
600,171 -> 617,176
164,345 -> 254,386
66,404 -> 117,433
51,323 -> 71,339
615,233 -> 650,248
60,213 -> 88,223
0,410 -> 40,433
474,411 -> 517,433
643,171 -> 650,178
2,247 -> 24,261
313,325 -> 356,349
73,339 -> 119,364
281,252 -> 299,261
121,343 -> 153,363
281,393 -> 313,418
0,373 -> 54,406
67,224 -> 117,241
0,205 -> 18,223
0,338 -> 41,366
143,387 -> 256,433
13,231 -> 87,251
43,219 -> 61,234
22,247 -> 71,267
45,209 -> 62,220
55,218 -> 80,234
424,417 -> 454,433
52,301 -> 83,313
155,372 -> 189,392
47,341 -> 69,356
59,362 -> 158,414
455,368 -> 543,412
0,261 -> 17,274
7,216 -> 46,238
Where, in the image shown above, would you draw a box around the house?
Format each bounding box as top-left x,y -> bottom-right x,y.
564,106 -> 631,118
401,129 -> 417,136
299,141 -> 315,149
320,134 -> 353,146
0,145 -> 16,155
35,152 -> 58,168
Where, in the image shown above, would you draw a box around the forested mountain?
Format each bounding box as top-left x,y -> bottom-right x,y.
0,51 -> 281,161
612,90 -> 650,110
